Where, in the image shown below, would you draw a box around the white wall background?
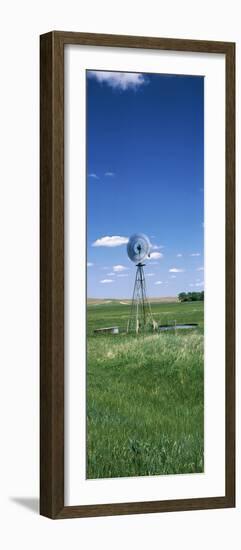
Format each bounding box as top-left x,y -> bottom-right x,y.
0,1 -> 240,548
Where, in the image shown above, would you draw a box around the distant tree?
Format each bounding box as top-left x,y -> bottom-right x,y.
178,292 -> 187,302
178,291 -> 204,302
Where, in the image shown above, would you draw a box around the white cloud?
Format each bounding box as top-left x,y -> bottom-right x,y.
197,266 -> 204,271
177,253 -> 182,257
92,235 -> 128,247
87,262 -> 94,267
105,171 -> 115,177
151,244 -> 163,250
146,273 -> 154,277
88,173 -> 99,179
148,261 -> 159,265
155,281 -> 162,285
190,253 -> 201,257
117,273 -> 129,277
107,272 -> 115,276
88,71 -> 147,90
169,268 -> 185,273
170,275 -> 176,279
190,281 -> 204,287
113,265 -> 129,272
147,252 -> 163,260
100,279 -> 113,284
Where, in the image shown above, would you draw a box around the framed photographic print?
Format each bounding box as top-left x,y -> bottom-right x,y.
40,31 -> 235,519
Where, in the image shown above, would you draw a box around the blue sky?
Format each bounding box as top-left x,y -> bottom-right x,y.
87,70 -> 204,298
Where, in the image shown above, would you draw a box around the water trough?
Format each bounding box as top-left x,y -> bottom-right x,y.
159,323 -> 198,332
94,326 -> 119,335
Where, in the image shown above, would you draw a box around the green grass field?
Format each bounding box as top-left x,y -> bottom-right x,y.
87,300 -> 204,479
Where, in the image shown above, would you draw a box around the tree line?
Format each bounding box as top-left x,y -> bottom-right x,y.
178,291 -> 204,302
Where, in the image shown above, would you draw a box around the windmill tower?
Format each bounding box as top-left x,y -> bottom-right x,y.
126,234 -> 157,334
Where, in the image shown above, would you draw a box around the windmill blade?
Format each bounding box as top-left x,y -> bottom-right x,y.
127,233 -> 151,264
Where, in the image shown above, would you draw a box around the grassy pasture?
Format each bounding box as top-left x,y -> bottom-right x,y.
87,300 -> 204,479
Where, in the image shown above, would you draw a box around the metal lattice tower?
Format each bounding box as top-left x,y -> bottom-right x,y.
126,233 -> 158,334
127,262 -> 157,334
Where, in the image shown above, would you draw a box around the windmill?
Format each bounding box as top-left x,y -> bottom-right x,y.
126,233 -> 157,334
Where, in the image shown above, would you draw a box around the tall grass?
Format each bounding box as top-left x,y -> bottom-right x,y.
87,301 -> 204,479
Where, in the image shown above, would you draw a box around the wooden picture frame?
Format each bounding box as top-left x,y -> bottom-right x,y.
40,31 -> 235,519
